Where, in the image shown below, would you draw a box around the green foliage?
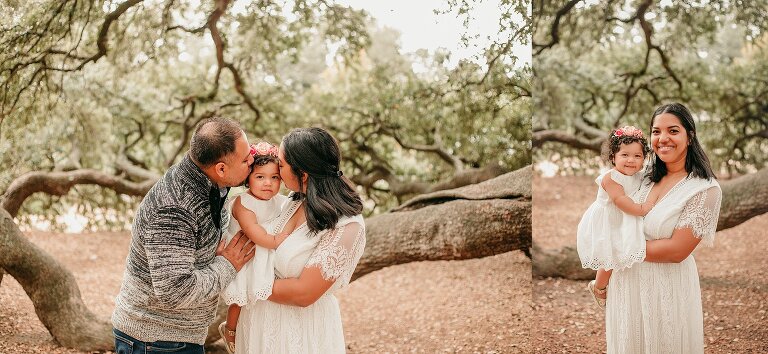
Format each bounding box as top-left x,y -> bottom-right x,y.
534,0 -> 768,175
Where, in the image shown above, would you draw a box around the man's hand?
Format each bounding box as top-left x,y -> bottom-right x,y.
217,231 -> 256,271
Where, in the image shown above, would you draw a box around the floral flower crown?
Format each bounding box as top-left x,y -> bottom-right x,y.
613,125 -> 644,139
249,142 -> 278,158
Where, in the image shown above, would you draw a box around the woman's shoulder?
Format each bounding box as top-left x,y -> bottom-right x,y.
685,175 -> 720,189
272,193 -> 291,205
684,176 -> 721,196
334,214 -> 365,230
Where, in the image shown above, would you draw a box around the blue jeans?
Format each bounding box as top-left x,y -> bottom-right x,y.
113,328 -> 205,354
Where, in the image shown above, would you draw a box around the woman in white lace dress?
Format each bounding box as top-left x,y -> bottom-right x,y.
232,127 -> 366,354
602,103 -> 722,354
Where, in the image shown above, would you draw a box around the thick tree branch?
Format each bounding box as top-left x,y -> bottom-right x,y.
1,169 -> 155,218
532,129 -> 605,152
353,167 -> 531,280
52,0 -> 145,72
718,168 -> 768,230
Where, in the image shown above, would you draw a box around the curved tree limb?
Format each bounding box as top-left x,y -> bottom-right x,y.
1,169 -> 155,217
532,129 -> 605,151
205,0 -> 261,120
1,0 -> 144,126
350,162 -> 508,200
532,0 -> 581,56
718,167 -> 768,230
389,128 -> 464,171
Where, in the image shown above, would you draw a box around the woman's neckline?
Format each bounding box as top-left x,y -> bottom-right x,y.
276,199 -> 307,236
648,172 -> 690,206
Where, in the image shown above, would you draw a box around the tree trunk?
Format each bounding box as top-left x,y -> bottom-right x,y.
0,208 -> 113,350
533,168 -> 768,279
355,199 -> 531,281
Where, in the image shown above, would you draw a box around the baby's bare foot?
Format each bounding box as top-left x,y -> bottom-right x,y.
588,280 -> 607,309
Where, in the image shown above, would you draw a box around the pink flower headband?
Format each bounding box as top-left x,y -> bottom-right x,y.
613,126 -> 644,139
249,142 -> 278,158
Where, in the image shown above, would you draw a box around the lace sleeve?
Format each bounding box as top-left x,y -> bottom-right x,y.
675,185 -> 722,247
306,221 -> 366,288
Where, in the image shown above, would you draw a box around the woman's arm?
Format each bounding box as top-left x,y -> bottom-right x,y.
232,196 -> 286,249
268,267 -> 335,307
602,173 -> 654,216
644,227 -> 701,263
645,185 -> 721,263
268,221 -> 365,307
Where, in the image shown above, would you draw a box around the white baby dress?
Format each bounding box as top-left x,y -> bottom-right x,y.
577,169 -> 646,270
221,192 -> 289,306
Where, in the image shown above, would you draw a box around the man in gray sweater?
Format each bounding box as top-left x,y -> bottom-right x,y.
112,117 -> 256,354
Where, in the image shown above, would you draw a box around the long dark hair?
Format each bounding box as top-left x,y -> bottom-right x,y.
282,127 -> 363,234
647,103 -> 716,183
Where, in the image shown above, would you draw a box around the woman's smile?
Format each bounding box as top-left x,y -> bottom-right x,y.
656,144 -> 675,153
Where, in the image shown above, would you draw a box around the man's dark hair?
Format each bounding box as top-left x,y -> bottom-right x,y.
189,117 -> 243,166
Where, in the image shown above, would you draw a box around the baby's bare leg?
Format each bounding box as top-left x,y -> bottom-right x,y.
226,304 -> 241,330
594,269 -> 612,298
219,304 -> 240,353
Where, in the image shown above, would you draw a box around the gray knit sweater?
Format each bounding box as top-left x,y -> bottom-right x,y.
112,155 -> 236,344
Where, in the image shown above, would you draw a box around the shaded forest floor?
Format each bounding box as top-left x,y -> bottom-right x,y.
0,232 -> 530,353
532,175 -> 768,353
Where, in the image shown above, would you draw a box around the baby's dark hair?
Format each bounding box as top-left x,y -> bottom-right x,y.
252,154 -> 279,167
604,126 -> 651,165
243,142 -> 279,188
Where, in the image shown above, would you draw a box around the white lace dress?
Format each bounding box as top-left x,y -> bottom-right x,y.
606,175 -> 722,354
577,169 -> 646,270
221,192 -> 289,306
235,197 -> 366,354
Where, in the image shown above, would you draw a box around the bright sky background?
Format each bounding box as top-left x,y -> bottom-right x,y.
337,0 -> 531,68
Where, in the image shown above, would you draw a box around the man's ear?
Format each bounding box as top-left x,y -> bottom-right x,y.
215,161 -> 227,178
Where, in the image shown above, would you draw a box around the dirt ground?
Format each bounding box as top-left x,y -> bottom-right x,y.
0,232 -> 530,353
532,174 -> 768,353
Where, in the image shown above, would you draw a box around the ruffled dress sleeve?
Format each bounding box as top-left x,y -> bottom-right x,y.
305,215 -> 366,291
675,185 -> 722,247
